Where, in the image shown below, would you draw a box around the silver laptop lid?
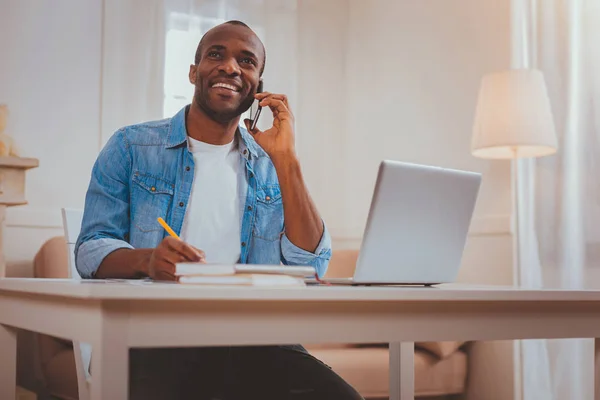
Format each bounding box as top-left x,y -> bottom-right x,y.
354,160 -> 482,284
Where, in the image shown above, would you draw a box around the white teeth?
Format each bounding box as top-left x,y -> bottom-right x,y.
212,83 -> 238,92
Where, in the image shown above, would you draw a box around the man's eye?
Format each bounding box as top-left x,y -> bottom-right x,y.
241,58 -> 257,66
208,51 -> 221,58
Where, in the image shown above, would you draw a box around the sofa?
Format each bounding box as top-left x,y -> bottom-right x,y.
21,238 -> 468,399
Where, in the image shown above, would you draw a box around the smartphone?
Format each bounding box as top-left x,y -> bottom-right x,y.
250,80 -> 264,131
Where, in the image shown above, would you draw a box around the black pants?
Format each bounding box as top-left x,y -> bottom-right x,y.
129,346 -> 364,400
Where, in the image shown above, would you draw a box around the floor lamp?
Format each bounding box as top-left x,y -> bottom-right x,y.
470,69 -> 558,400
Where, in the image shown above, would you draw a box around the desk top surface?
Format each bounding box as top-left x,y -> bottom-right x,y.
1,278 -> 600,302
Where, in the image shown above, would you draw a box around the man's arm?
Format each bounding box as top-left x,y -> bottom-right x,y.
245,92 -> 332,276
94,248 -> 152,279
274,155 -> 332,277
272,156 -> 323,253
96,238 -> 204,280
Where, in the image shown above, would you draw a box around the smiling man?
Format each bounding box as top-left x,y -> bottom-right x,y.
75,20 -> 362,400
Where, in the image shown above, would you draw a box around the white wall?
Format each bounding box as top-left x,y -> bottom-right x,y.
295,0 -> 349,240
321,0 -> 512,290
340,2 -> 515,399
0,0 -> 103,275
342,0 -> 512,246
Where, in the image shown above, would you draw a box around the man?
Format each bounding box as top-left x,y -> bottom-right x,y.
76,20 -> 363,400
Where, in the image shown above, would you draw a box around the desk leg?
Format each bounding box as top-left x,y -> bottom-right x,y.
594,338 -> 600,400
0,324 -> 16,400
390,342 -> 414,400
90,303 -> 129,400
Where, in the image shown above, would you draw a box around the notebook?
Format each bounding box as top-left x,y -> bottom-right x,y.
174,263 -> 316,278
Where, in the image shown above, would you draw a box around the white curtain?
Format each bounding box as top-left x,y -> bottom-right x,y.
515,0 -> 600,398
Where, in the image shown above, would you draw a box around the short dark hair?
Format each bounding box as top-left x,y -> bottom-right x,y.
194,20 -> 266,75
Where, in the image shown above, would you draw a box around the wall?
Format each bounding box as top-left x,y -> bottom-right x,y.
295,0 -> 349,238
342,0 -> 513,267
342,1 -> 516,399
0,0 -> 103,275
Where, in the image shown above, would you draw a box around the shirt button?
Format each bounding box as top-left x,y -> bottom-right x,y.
249,172 -> 254,178
247,206 -> 252,211
243,149 -> 247,155
265,196 -> 271,201
179,202 -> 184,207
241,242 -> 246,247
151,187 -> 156,192
185,166 -> 191,171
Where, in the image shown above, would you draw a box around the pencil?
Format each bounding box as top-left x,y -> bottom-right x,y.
157,217 -> 180,240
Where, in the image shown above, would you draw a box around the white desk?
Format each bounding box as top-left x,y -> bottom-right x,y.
2,278 -> 600,400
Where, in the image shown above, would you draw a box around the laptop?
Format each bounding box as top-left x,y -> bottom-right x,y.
324,160 -> 482,286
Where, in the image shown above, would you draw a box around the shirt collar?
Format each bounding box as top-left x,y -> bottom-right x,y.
166,105 -> 261,159
165,106 -> 188,149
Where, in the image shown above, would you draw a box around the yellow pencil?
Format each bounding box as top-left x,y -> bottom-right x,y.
157,217 -> 180,240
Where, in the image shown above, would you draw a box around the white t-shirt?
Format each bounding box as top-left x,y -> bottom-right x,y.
180,136 -> 241,264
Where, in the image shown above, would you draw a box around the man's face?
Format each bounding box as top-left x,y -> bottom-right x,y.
189,24 -> 264,123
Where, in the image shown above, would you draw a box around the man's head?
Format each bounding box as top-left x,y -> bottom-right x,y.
189,21 -> 266,123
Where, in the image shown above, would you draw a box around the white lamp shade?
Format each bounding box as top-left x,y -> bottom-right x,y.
471,69 -> 558,159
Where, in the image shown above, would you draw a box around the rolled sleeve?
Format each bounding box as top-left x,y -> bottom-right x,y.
76,238 -> 133,278
281,222 -> 332,278
75,129 -> 133,279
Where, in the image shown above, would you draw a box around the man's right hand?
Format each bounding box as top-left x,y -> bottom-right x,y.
148,237 -> 205,281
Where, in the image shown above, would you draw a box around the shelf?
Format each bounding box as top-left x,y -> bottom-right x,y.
0,157 -> 39,169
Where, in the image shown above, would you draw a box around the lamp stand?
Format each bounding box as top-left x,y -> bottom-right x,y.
511,147 -> 524,400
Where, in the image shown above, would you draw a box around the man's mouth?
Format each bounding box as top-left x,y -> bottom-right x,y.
211,82 -> 241,93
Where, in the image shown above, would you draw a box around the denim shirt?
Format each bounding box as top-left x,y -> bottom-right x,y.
75,106 -> 331,279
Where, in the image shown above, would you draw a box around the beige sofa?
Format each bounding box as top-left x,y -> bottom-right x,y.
21,238 -> 468,399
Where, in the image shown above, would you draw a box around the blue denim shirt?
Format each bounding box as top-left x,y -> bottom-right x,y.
75,106 -> 331,279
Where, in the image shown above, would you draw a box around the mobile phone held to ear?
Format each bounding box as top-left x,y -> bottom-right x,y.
250,80 -> 263,131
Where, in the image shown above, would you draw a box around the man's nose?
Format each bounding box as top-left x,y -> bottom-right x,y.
219,57 -> 241,76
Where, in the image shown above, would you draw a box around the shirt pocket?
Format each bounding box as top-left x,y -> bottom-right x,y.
252,185 -> 284,241
131,172 -> 175,233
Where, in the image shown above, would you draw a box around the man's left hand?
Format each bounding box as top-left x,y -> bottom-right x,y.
244,92 -> 295,162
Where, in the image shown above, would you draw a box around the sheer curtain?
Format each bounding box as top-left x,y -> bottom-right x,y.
515,0 -> 600,398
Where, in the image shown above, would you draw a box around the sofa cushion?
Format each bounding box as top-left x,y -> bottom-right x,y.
415,341 -> 466,359
414,349 -> 467,397
325,250 -> 358,278
34,236 -> 69,279
307,347 -> 467,398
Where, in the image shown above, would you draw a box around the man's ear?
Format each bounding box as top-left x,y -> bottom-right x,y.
189,65 -> 197,84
